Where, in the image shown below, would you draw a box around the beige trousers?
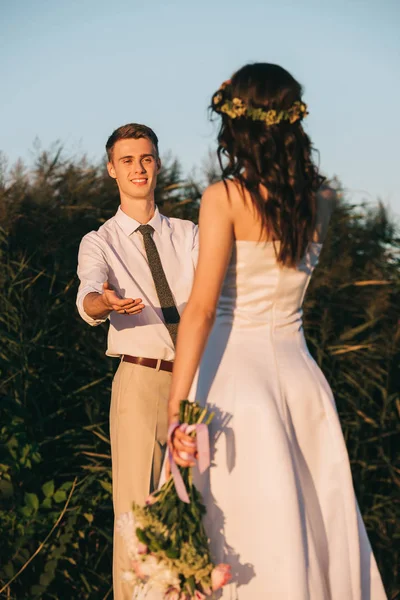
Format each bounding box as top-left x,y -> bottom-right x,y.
110,360 -> 171,600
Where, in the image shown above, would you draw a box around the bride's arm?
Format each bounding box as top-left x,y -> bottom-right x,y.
168,182 -> 234,431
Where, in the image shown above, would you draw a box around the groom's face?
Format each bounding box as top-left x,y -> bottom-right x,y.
107,137 -> 161,201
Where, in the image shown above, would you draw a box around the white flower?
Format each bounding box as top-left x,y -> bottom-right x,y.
139,554 -> 159,577
121,570 -> 136,583
151,564 -> 181,590
138,555 -> 181,591
116,511 -> 141,560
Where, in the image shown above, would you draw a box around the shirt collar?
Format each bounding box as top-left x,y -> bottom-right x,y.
115,205 -> 163,236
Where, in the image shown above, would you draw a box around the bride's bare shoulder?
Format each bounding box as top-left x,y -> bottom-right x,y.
202,178 -> 244,206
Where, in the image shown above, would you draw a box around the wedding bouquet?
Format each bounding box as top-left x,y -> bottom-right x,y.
117,400 -> 231,599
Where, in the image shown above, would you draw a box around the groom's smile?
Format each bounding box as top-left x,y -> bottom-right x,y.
131,177 -> 148,186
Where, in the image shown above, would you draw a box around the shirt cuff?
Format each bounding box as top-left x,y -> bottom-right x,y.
76,285 -> 108,326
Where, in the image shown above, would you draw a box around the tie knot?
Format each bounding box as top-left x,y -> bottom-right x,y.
137,224 -> 154,237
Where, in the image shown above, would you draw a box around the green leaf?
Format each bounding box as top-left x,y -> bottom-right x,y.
0,479 -> 14,498
136,528 -> 150,545
32,452 -> 42,464
59,533 -> 72,544
51,547 -> 64,559
39,572 -> 54,587
21,444 -> 30,461
42,497 -> 52,509
83,512 -> 93,523
99,479 -> 112,494
24,492 -> 39,511
30,584 -> 46,597
165,547 -> 180,559
187,575 -> 195,593
53,490 -> 67,503
42,480 -> 55,498
149,539 -> 162,551
2,562 -> 14,578
44,559 -> 58,573
59,481 -> 73,491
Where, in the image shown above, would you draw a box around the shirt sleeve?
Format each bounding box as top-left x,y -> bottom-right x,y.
76,233 -> 109,326
191,223 -> 199,268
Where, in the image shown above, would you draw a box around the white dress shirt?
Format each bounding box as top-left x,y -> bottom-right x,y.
76,206 -> 198,360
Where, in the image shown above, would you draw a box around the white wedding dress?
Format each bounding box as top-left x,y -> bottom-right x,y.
187,241 -> 387,599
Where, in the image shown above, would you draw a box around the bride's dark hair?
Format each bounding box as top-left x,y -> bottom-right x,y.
211,63 -> 324,267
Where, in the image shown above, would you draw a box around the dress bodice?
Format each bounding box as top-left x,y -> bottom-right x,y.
216,241 -> 322,330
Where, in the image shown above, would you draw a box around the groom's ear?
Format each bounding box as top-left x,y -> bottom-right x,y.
156,157 -> 162,173
107,161 -> 117,179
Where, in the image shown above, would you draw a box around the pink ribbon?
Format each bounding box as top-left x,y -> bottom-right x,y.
168,422 -> 210,503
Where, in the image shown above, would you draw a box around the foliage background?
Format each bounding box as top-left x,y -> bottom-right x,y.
0,147 -> 399,599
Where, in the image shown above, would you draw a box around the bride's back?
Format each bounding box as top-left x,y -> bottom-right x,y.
226,179 -> 336,246
213,180 -> 336,329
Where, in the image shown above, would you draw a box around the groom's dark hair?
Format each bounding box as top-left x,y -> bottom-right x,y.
106,123 -> 159,161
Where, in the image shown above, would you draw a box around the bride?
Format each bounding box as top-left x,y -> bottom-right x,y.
167,63 -> 387,599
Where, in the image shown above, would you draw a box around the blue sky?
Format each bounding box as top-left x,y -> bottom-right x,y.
1,0 -> 399,214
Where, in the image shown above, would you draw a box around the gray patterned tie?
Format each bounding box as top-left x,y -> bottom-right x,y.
137,224 -> 180,346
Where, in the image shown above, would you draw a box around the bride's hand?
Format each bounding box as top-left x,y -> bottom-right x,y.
170,426 -> 197,468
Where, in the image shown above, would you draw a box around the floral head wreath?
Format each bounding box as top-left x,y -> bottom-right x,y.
212,79 -> 308,126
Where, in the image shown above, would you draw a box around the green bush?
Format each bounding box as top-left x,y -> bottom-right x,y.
0,149 -> 398,599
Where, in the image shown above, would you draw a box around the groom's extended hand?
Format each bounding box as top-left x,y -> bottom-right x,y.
83,282 -> 144,320
101,282 -> 144,315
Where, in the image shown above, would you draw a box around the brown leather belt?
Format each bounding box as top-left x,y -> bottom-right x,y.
122,354 -> 174,373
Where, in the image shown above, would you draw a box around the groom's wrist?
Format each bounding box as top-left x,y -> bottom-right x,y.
83,292 -> 112,319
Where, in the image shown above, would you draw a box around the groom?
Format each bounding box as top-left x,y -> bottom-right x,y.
76,123 -> 198,599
